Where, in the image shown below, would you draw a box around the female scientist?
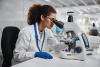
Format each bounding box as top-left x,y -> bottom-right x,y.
14,4 -> 59,62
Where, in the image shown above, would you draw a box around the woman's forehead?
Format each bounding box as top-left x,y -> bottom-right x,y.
48,13 -> 56,18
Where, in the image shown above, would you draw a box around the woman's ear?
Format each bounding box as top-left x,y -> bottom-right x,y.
40,15 -> 45,21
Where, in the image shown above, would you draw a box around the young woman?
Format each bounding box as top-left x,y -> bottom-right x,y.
14,4 -> 59,62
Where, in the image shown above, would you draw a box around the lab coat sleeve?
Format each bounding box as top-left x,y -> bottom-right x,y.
47,29 -> 59,46
46,29 -> 67,52
14,30 -> 35,62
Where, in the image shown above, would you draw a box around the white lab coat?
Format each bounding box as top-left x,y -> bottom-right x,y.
14,23 -> 59,62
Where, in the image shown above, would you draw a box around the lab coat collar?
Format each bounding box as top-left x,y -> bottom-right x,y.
35,22 -> 40,40
35,22 -> 45,41
34,22 -> 45,51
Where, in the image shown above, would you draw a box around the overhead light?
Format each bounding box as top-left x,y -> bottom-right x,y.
44,0 -> 50,2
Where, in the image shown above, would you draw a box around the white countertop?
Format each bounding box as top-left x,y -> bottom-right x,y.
12,54 -> 100,67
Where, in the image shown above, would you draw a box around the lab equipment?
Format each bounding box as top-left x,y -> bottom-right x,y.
81,33 -> 89,48
67,11 -> 74,22
58,32 -> 86,61
54,12 -> 86,60
53,20 -> 64,28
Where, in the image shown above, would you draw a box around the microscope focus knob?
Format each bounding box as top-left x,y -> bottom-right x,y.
75,47 -> 82,53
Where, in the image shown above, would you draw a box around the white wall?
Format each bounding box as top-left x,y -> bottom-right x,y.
0,0 -> 28,29
0,0 -> 30,54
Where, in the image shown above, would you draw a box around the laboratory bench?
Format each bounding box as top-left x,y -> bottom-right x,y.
11,54 -> 100,67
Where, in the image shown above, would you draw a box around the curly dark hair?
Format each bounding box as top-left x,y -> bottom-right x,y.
27,4 -> 56,25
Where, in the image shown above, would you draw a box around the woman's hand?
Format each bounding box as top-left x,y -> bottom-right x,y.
34,52 -> 53,59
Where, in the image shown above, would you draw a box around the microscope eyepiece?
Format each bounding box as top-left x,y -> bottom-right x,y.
53,20 -> 64,28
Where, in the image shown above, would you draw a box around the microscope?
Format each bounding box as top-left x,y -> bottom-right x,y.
54,12 -> 86,61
